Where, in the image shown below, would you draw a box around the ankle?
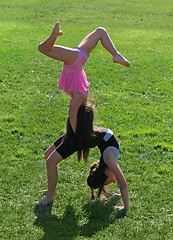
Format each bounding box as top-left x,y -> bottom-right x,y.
40,195 -> 54,205
47,192 -> 55,201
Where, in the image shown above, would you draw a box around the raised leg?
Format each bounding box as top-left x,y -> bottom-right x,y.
38,22 -> 79,65
78,27 -> 130,67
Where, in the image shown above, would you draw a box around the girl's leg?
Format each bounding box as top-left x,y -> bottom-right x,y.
45,143 -> 56,160
38,144 -> 57,195
39,135 -> 65,196
69,92 -> 87,133
37,150 -> 63,205
38,22 -> 79,65
78,27 -> 130,67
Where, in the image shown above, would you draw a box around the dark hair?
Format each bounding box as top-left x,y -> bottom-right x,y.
65,103 -> 98,162
87,161 -> 109,200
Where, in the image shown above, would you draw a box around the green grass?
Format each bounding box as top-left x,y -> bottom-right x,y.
0,0 -> 173,239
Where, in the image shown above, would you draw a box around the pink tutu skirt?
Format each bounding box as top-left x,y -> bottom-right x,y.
57,48 -> 89,97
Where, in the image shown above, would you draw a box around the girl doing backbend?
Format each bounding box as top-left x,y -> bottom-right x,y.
37,104 -> 129,210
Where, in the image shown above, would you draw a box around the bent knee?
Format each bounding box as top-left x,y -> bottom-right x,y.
45,148 -> 51,159
45,144 -> 56,160
46,157 -> 57,168
46,150 -> 62,167
96,27 -> 107,34
38,43 -> 45,53
45,150 -> 49,160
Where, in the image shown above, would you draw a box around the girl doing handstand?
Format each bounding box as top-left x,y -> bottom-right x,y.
38,22 -> 130,133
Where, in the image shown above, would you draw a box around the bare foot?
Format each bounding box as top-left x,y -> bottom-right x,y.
35,195 -> 54,205
113,53 -> 131,67
53,22 -> 63,36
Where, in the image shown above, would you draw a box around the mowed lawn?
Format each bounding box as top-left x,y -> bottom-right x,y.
0,0 -> 172,239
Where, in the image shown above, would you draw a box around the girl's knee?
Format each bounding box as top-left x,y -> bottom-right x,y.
45,148 -> 51,159
45,144 -> 56,160
96,27 -> 107,34
46,150 -> 63,167
46,158 -> 52,168
46,155 -> 57,168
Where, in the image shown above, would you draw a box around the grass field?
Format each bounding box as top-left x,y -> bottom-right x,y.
0,0 -> 173,239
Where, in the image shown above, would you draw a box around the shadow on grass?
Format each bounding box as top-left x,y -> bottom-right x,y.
34,196 -> 127,240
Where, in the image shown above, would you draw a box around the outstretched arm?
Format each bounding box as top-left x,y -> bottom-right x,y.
107,150 -> 129,209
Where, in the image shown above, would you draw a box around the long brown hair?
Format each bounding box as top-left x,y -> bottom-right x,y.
65,103 -> 98,162
87,161 -> 109,200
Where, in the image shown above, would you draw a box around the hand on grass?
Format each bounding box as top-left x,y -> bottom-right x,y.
113,192 -> 121,197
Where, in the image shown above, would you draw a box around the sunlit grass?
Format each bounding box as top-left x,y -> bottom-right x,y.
0,0 -> 172,239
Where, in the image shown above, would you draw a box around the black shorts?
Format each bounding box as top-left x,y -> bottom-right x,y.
54,134 -> 79,159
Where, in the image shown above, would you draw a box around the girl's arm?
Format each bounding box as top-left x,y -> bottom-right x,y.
116,165 -> 129,209
107,150 -> 129,209
69,93 -> 86,133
